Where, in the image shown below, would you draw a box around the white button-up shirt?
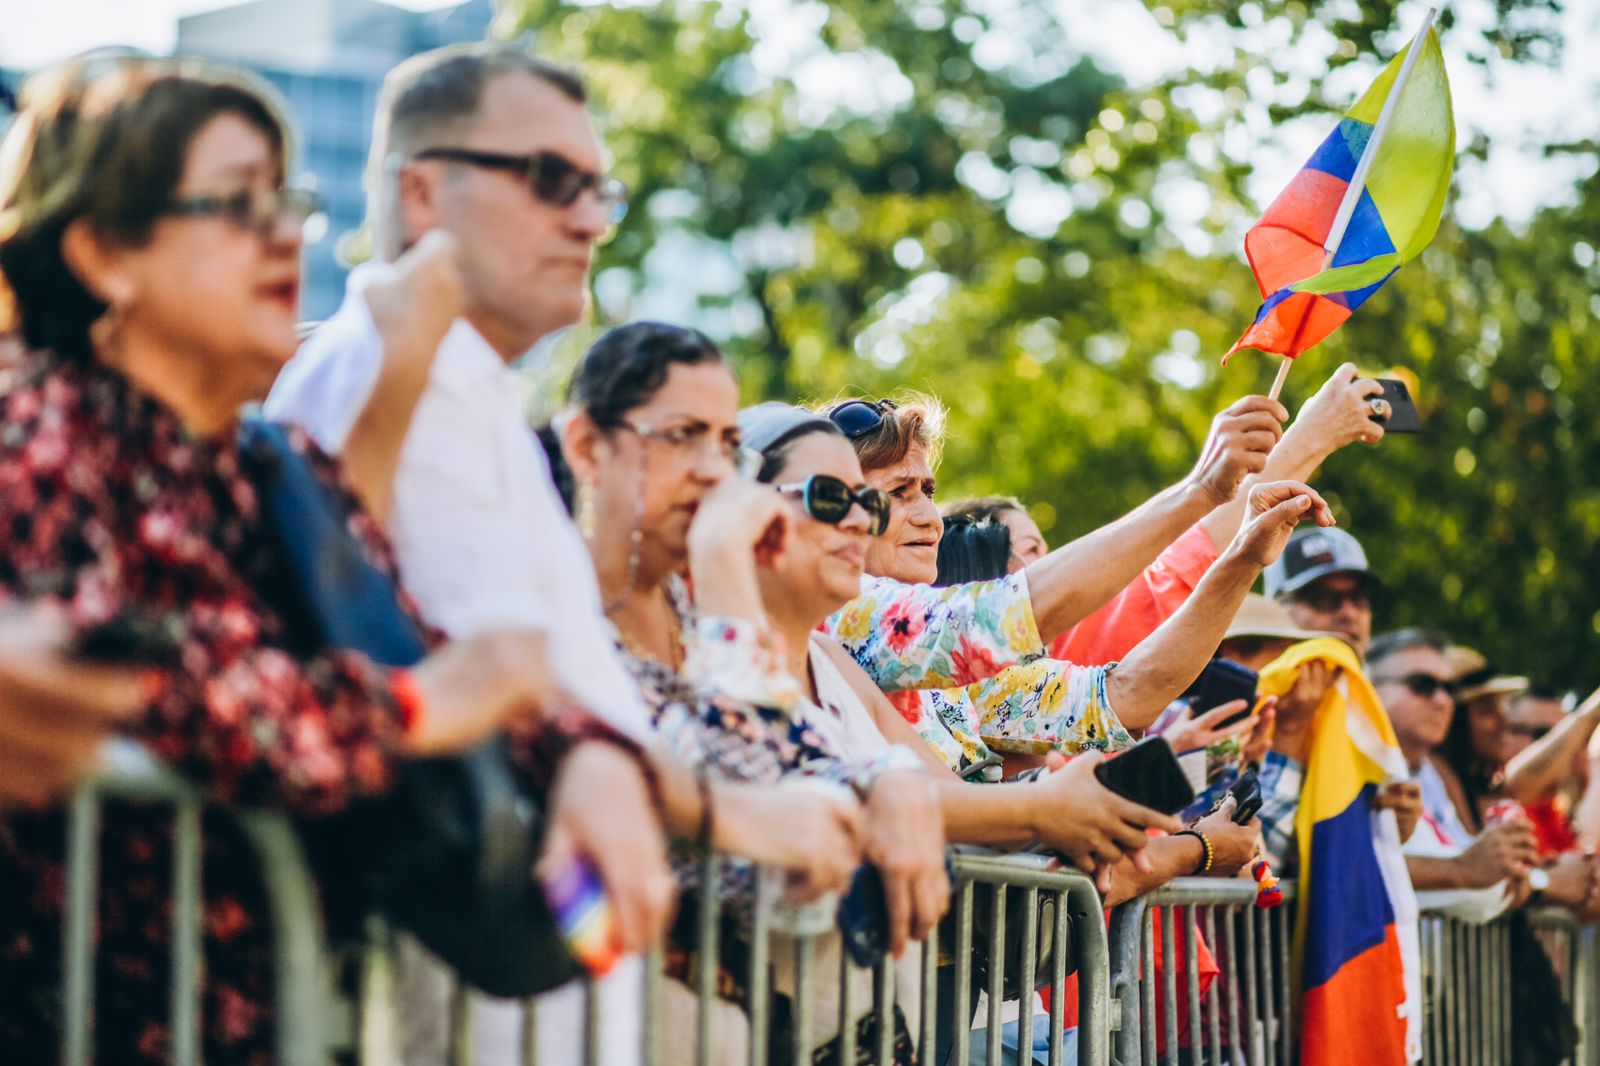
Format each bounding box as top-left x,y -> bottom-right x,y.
268,265 -> 649,1065
266,264 -> 649,736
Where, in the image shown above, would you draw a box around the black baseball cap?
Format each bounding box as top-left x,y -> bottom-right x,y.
1264,527 -> 1382,599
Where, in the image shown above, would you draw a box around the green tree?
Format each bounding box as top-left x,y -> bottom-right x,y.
506,0 -> 1599,687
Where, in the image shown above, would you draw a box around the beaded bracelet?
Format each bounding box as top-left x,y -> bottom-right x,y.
1176,829 -> 1214,876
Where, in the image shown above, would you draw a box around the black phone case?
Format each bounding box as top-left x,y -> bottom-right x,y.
837,864 -> 889,969
1094,737 -> 1196,815
1371,378 -> 1422,433
1182,657 -> 1259,727
1228,768 -> 1264,824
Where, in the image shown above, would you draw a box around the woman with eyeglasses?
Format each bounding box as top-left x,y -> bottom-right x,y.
0,56 -> 676,1062
556,323 -> 945,1062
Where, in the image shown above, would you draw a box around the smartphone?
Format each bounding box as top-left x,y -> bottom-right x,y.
1094,737 -> 1196,815
1181,657 -> 1259,728
836,863 -> 889,968
1228,766 -> 1264,824
1368,377 -> 1422,433
73,611 -> 180,665
541,853 -> 621,977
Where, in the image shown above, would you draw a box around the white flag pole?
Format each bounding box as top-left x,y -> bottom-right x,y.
1267,6 -> 1440,402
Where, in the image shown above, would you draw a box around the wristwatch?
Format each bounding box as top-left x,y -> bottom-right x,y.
1528,866 -> 1551,902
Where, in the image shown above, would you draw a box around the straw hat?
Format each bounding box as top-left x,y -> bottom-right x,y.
1224,594 -> 1341,644
1447,646 -> 1528,703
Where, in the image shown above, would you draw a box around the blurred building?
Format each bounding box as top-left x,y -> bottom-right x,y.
177,0 -> 496,319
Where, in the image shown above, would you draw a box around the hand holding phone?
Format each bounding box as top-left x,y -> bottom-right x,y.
541,852 -> 622,977
1181,657 -> 1259,729
1366,377 -> 1422,433
1226,766 -> 1264,824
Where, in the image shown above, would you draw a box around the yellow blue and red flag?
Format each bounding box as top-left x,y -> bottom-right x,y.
1227,28 -> 1454,360
1258,638 -> 1421,1065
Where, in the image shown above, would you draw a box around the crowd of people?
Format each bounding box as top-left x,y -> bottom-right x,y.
0,40 -> 1589,1066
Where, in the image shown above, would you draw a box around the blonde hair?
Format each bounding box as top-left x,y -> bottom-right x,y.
815,389 -> 947,474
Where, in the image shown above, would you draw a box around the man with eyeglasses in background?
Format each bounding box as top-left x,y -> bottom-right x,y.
1366,629 -> 1541,917
268,42 -> 662,1066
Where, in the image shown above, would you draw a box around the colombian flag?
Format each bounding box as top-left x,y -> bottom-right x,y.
1227,26 -> 1454,360
1258,639 -> 1421,1065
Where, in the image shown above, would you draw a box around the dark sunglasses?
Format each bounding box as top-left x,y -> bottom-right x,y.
1373,672 -> 1455,699
777,475 -> 890,536
413,146 -> 629,224
826,398 -> 897,440
1292,584 -> 1372,614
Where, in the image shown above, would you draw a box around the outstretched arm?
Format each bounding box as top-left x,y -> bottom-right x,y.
1199,363 -> 1384,552
1105,481 -> 1336,727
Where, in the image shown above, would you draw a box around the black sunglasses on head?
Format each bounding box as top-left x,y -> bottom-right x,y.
826,399 -> 897,440
413,146 -> 629,224
776,475 -> 890,536
1373,672 -> 1455,699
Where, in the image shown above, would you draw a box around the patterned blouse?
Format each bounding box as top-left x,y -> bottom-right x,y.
824,574 -> 1132,775
0,352 -> 422,1064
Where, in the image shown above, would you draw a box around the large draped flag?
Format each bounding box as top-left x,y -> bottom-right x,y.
1227,25 -> 1455,360
1257,638 -> 1422,1065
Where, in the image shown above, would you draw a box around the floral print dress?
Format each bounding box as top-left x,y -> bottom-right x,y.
0,353 -> 424,1064
824,574 -> 1133,776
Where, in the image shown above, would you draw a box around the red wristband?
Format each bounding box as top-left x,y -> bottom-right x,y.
390,669 -> 427,739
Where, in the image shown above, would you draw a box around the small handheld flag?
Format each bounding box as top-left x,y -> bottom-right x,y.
1227,10 -> 1455,396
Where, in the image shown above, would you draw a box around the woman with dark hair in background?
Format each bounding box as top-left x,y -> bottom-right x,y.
934,514 -> 1013,587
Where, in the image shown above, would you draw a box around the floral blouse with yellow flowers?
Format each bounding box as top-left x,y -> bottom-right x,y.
825,573 -> 1044,691
825,574 -> 1133,776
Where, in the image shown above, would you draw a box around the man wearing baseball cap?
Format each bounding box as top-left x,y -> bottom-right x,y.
1265,526 -> 1381,658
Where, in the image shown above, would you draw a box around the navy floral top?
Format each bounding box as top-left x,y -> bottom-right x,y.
0,351 -> 422,1064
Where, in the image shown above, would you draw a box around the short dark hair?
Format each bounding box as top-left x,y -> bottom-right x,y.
936,517 -> 1011,586
369,43 -> 584,214
1366,627 -> 1451,672
0,54 -> 288,362
567,321 -> 729,431
942,495 -> 1026,525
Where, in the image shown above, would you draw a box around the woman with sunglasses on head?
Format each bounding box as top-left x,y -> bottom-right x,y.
557,322 -> 945,1062
811,401 -> 1334,792
0,55 -> 678,1062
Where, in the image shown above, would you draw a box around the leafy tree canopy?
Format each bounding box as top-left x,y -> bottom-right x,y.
507,0 -> 1599,689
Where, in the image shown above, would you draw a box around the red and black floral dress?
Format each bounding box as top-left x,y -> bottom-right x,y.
0,351 -> 428,1064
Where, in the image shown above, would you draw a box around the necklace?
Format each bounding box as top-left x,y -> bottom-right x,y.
613,586 -> 684,671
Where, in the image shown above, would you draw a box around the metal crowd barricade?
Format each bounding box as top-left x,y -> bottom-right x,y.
407,850 -> 1114,1066
1417,905 -> 1599,1066
61,741 -> 338,1066
1107,877 -> 1298,1066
